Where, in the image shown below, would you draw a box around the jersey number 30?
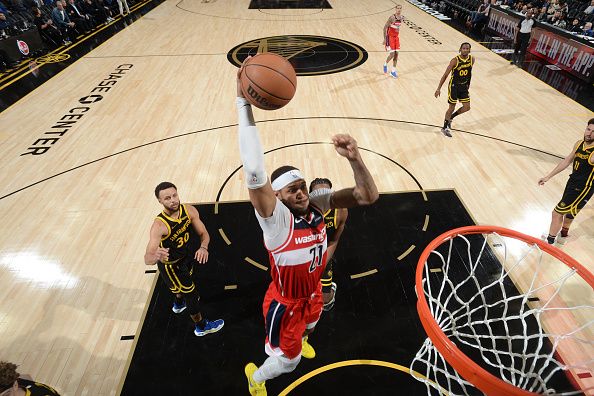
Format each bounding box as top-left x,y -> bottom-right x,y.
309,245 -> 324,273
176,232 -> 189,248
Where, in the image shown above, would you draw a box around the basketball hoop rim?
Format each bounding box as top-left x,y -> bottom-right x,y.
415,225 -> 594,396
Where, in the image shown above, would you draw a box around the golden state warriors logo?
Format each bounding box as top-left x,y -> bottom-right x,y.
227,35 -> 367,76
37,53 -> 71,64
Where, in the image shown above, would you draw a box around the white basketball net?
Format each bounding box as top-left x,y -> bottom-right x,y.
410,231 -> 594,396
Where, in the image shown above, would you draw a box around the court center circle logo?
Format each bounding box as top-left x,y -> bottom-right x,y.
227,35 -> 368,76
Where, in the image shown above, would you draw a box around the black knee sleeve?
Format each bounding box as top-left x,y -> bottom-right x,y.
185,289 -> 201,315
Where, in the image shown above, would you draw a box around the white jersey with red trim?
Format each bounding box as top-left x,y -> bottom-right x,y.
255,189 -> 332,300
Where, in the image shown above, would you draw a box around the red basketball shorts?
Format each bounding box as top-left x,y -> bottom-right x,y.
262,283 -> 323,359
386,34 -> 400,52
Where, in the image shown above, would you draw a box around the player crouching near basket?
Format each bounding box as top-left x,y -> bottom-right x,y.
235,64 -> 379,395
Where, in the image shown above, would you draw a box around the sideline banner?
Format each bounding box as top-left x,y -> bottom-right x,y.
0,29 -> 43,63
528,27 -> 594,83
486,7 -> 520,41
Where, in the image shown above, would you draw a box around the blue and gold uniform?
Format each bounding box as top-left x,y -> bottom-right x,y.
16,378 -> 61,395
321,209 -> 338,295
308,178 -> 346,311
555,141 -> 594,218
156,204 -> 196,294
448,54 -> 472,104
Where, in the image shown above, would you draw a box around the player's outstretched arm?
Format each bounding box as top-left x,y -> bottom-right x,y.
144,220 -> 169,265
188,205 -> 210,264
538,140 -> 579,185
330,134 -> 379,208
435,57 -> 457,98
236,65 -> 277,218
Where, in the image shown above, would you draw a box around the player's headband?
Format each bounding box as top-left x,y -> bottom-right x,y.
271,169 -> 305,191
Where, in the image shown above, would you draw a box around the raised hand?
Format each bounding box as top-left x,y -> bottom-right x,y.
332,134 -> 360,162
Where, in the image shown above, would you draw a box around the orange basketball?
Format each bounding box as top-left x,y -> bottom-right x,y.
240,53 -> 297,110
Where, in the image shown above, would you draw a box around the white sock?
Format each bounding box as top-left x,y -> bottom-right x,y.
383,63 -> 387,66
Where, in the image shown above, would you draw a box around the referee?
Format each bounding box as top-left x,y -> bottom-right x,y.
512,9 -> 535,66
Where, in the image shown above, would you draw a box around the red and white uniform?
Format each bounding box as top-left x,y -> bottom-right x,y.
386,15 -> 402,52
255,189 -> 332,359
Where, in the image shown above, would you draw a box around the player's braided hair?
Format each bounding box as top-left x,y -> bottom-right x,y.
459,42 -> 471,51
309,178 -> 332,192
0,361 -> 19,392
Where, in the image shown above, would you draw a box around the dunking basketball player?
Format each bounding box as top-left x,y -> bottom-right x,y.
309,178 -> 348,311
383,4 -> 404,78
538,118 -> 594,245
144,182 -> 224,336
435,42 -> 475,137
236,71 -> 378,395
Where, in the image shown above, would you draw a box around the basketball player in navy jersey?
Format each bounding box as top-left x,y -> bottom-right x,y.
539,118 -> 594,245
236,67 -> 378,395
144,182 -> 224,336
383,4 -> 404,78
309,178 -> 348,311
435,42 -> 475,137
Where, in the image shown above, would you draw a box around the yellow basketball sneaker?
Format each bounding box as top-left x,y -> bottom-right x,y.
301,336 -> 316,359
245,363 -> 266,395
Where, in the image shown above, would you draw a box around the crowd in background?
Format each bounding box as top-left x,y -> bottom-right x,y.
431,0 -> 594,36
0,0 -> 134,64
509,0 -> 594,34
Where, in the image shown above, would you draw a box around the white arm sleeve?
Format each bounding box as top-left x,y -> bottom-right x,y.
237,97 -> 268,189
255,198 -> 292,250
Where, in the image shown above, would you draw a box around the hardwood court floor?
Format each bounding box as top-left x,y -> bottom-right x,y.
0,0 -> 592,395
